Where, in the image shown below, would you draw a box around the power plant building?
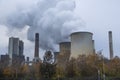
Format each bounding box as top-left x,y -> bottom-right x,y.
8,37 -> 19,59
0,54 -> 9,67
70,32 -> 94,58
8,37 -> 24,65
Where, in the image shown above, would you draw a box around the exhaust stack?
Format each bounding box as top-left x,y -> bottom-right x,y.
33,33 -> 40,62
109,31 -> 114,59
34,33 -> 39,58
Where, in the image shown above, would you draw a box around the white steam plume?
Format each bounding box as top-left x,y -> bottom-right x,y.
0,0 -> 84,51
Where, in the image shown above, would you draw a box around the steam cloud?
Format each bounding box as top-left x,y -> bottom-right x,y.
0,0 -> 84,51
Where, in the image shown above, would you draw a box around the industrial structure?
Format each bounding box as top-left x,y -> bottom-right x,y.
8,37 -> 25,65
53,52 -> 59,62
59,42 -> 71,61
0,54 -> 9,67
108,31 -> 114,59
56,42 -> 71,63
33,33 -> 41,62
92,40 -> 96,54
55,42 -> 71,70
19,40 -> 24,56
70,32 -> 94,58
43,51 -> 53,64
0,31 -> 116,67
8,37 -> 19,59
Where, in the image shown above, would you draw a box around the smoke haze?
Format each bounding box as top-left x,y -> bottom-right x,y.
0,0 -> 84,51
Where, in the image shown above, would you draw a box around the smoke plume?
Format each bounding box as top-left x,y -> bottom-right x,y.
0,0 -> 84,51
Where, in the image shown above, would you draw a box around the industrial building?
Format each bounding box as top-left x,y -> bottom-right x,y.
8,37 -> 25,65
8,37 -> 19,60
0,54 -> 9,67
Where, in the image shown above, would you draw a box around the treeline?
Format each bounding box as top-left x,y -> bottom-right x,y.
56,54 -> 120,79
0,54 -> 120,80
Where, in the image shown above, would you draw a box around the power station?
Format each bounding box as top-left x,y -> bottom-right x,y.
0,31 -> 115,66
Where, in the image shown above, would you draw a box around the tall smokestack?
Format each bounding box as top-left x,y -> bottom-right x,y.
33,33 -> 40,62
92,40 -> 95,54
34,33 -> 39,57
108,31 -> 114,59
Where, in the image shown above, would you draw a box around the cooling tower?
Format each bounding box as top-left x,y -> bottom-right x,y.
59,42 -> 71,61
70,32 -> 93,58
60,42 -> 71,55
54,52 -> 59,63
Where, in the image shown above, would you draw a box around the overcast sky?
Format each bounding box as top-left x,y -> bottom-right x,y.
75,0 -> 120,58
0,0 -> 120,59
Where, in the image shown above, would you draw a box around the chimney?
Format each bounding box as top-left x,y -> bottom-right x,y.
92,40 -> 95,54
33,33 -> 40,62
108,31 -> 114,59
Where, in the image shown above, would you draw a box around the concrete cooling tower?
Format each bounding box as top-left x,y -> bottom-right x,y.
70,32 -> 94,58
58,42 -> 71,63
59,42 -> 71,55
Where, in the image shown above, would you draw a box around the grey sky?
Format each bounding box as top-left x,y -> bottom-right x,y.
75,0 -> 120,58
0,0 -> 120,59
